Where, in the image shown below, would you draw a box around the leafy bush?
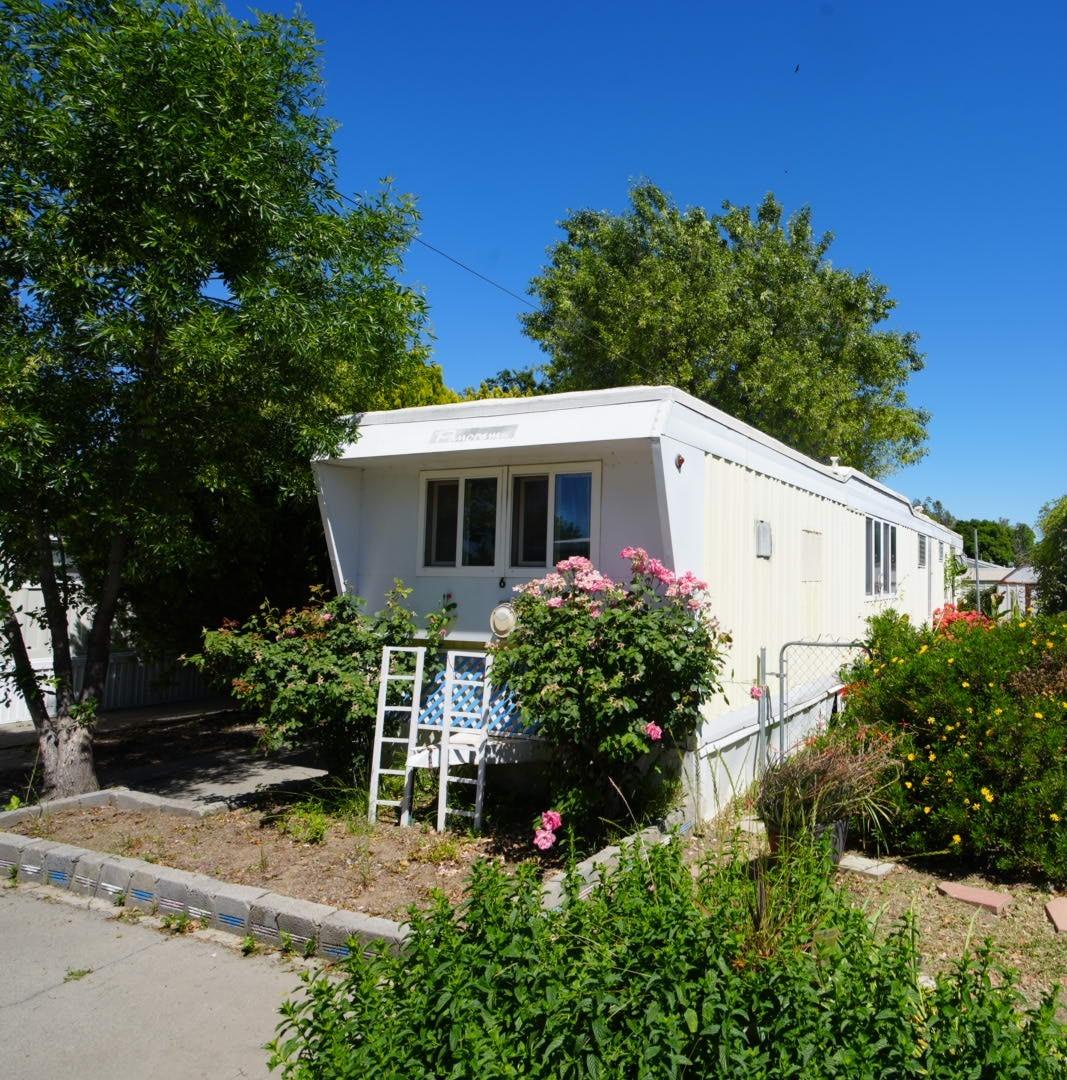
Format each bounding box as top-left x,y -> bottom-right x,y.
488,549 -> 728,825
269,838 -> 1065,1078
188,583 -> 452,773
837,609 -> 1067,881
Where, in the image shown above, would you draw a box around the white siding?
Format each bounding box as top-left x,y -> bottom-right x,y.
701,453 -> 949,727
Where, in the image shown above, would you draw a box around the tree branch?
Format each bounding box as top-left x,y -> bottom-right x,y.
81,531 -> 128,707
33,512 -> 75,716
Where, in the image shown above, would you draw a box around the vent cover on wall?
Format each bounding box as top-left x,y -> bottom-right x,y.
755,520 -> 773,559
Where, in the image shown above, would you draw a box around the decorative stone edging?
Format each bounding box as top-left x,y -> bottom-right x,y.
541,823 -> 677,910
0,795 -> 408,958
0,786 -> 230,826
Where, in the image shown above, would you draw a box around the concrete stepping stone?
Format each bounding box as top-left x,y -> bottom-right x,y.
838,853 -> 896,878
1046,897 -> 1067,933
936,880 -> 1012,915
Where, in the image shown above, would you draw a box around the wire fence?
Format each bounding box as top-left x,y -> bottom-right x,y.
754,639 -> 868,768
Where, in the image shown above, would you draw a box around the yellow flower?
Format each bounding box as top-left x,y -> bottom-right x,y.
907,753 -> 916,761
987,682 -> 994,688
965,707 -> 973,714
980,787 -> 994,803
1047,641 -> 1055,650
1034,712 -> 1045,720
919,644 -> 929,654
961,681 -> 970,688
923,806 -> 932,814
1051,813 -> 1061,823
946,777 -> 954,785
994,708 -> 1003,716
947,658 -> 955,665
1019,621 -> 1027,628
928,752 -> 937,761
952,834 -> 961,845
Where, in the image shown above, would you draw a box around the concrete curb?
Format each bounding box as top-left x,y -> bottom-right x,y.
0,830 -> 406,957
0,786 -> 229,826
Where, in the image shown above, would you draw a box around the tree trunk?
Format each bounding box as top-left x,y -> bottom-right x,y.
31,514 -> 108,798
38,716 -> 98,799
81,532 -> 128,709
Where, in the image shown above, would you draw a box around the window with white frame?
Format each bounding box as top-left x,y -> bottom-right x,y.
918,535 -> 928,569
865,517 -> 897,596
419,463 -> 599,574
938,540 -> 944,563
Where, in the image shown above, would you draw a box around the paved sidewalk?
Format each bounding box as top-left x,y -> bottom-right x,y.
0,886 -> 303,1079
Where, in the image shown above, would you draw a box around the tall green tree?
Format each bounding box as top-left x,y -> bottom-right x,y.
0,0 -> 436,796
518,182 -> 928,478
955,519 -> 1017,567
1033,497 -> 1067,614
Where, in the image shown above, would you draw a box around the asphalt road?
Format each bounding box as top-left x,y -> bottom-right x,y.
0,886 -> 304,1079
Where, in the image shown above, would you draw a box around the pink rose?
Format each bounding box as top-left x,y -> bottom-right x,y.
542,810 -> 562,832
321,612 -> 334,623
533,828 -> 556,851
546,596 -> 564,608
645,722 -> 663,742
750,686 -> 764,700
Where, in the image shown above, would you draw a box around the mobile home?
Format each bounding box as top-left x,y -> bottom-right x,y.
314,386 -> 961,819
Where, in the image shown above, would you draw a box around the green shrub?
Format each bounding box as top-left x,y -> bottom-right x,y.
187,583 -> 452,774
837,609 -> 1067,881
488,549 -> 728,826
268,839 -> 1065,1079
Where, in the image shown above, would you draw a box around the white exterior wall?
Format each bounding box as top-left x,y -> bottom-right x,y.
685,453 -> 954,819
2,586 -> 212,727
702,453 -> 951,719
7,583 -> 91,661
316,439 -> 663,637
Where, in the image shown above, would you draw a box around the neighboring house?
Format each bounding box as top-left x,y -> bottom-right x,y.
314,385 -> 963,818
959,558 -> 1038,615
1,582 -> 209,726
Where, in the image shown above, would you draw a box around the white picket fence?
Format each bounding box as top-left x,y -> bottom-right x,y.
1,651 -> 212,726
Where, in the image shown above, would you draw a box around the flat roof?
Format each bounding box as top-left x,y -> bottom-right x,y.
324,386 -> 961,544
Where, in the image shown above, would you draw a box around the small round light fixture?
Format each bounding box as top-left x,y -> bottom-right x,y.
489,601 -> 517,638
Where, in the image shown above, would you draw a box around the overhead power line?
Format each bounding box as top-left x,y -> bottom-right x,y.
332,188 -> 665,390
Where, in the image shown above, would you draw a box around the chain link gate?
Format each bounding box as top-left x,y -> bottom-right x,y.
755,640 -> 868,769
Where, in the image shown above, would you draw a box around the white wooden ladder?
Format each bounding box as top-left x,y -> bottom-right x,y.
369,647 -> 492,832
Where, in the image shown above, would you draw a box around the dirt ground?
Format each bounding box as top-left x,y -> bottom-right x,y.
842,861 -> 1066,1010
12,802 -> 545,921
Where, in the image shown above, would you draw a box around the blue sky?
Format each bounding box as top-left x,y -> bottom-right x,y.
262,1 -> 1064,527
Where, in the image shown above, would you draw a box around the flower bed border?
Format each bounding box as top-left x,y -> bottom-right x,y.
0,788 -> 406,956
2,790 -> 690,949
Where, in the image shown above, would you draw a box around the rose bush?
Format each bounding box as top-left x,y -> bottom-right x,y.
489,549 -> 728,827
